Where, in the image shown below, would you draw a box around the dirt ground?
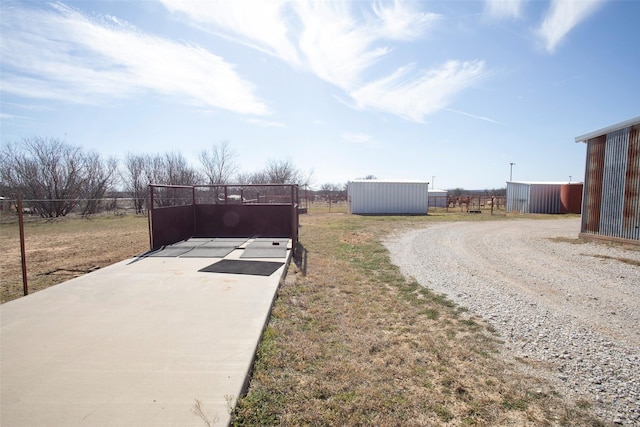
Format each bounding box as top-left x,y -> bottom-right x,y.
2,211 -> 610,425
1,214 -> 149,303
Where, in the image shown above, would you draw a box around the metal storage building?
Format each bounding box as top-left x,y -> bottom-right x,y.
428,189 -> 448,208
506,181 -> 577,214
575,116 -> 640,244
347,180 -> 429,214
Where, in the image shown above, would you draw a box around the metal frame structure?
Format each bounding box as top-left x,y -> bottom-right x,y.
148,184 -> 299,251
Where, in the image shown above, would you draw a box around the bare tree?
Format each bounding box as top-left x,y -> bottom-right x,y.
164,151 -> 201,185
80,154 -> 119,215
122,153 -> 150,214
199,140 -> 237,185
263,158 -> 312,186
234,171 -> 253,185
145,152 -> 200,186
141,152 -> 201,207
198,140 -> 237,203
0,137 -> 114,217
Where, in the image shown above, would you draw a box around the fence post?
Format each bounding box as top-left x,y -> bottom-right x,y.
18,196 -> 28,296
148,186 -> 154,250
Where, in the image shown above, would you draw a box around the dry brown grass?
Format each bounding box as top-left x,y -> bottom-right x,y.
233,209 -> 606,426
0,213 -> 149,303
0,208 -> 607,425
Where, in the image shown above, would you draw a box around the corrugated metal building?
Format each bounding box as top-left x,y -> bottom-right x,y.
428,189 -> 448,208
575,116 -> 640,244
347,180 -> 429,214
506,181 -> 578,214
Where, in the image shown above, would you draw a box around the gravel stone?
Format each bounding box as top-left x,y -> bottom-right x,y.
384,218 -> 640,425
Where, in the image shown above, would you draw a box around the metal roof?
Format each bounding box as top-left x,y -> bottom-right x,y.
348,179 -> 429,184
507,181 -> 582,185
575,116 -> 640,143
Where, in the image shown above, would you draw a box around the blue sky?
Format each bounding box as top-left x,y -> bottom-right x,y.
1,0 -> 638,190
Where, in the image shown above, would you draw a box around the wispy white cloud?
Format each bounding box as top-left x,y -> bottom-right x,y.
443,108 -> 499,124
342,132 -> 372,144
0,3 -> 270,115
294,1 -> 388,90
350,61 -> 487,122
160,0 -> 478,123
536,0 -> 604,54
484,0 -> 526,20
247,118 -> 286,128
158,0 -> 301,67
372,0 -> 440,41
0,112 -> 29,121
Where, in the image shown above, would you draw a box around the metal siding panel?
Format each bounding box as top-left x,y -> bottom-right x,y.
530,185 -> 543,213
506,183 -> 515,212
529,184 -> 562,213
348,181 -> 428,214
623,126 -> 640,240
582,136 -> 606,234
600,129 -> 629,237
507,182 -> 530,213
520,183 -> 531,213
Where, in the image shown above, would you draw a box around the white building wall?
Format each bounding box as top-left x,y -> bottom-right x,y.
506,182 -> 565,214
530,184 -> 563,213
348,181 -> 429,214
428,190 -> 448,208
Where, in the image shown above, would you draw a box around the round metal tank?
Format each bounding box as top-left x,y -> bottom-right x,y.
560,183 -> 583,214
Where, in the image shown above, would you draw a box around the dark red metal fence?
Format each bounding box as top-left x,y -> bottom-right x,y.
148,184 -> 299,250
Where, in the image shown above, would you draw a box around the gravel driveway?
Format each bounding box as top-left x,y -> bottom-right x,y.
384,218 -> 640,425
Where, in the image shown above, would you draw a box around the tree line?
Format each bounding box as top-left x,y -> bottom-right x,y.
0,137 -> 312,217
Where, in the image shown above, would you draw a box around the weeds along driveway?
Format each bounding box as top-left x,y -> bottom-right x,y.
235,212 -> 605,426
384,217 -> 640,425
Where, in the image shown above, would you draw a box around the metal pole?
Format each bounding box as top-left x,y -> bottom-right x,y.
18,196 -> 28,296
192,186 -> 197,237
509,163 -> 515,181
148,186 -> 154,250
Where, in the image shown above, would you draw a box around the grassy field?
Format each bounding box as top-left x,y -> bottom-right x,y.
0,213 -> 149,303
233,206 -> 603,426
0,207 -> 603,425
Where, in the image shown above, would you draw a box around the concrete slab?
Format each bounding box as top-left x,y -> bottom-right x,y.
240,247 -> 288,258
180,247 -> 235,258
1,243 -> 291,426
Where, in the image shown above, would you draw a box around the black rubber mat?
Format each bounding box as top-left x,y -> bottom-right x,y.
199,259 -> 284,276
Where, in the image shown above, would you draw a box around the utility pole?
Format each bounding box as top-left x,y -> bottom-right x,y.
509,163 -> 515,181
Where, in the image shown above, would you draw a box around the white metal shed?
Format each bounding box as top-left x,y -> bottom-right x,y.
506,181 -> 568,214
347,180 -> 429,214
428,189 -> 448,208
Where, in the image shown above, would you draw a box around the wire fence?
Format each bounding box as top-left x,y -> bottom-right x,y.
0,196 -> 143,219
1,201 -> 149,304
429,195 -> 507,213
1,192 -> 505,303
